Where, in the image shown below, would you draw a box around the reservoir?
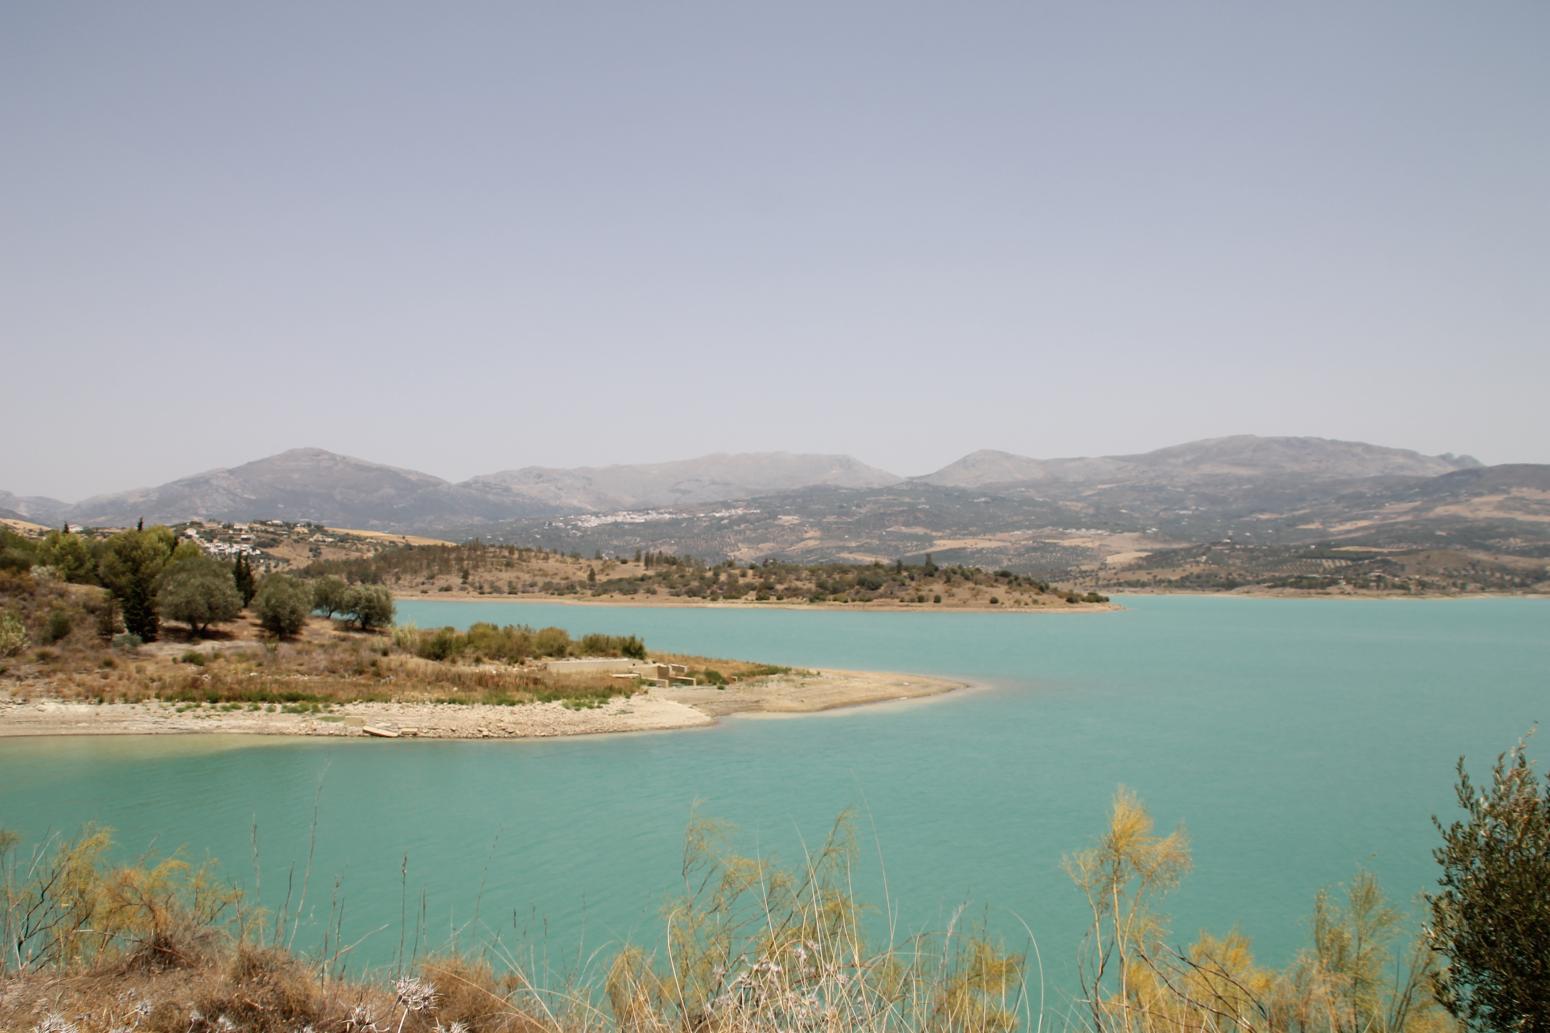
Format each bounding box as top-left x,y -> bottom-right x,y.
1,595 -> 1543,993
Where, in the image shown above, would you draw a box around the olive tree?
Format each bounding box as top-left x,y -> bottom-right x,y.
253,574 -> 312,639
341,584 -> 394,630
1428,738 -> 1550,1032
156,556 -> 241,637
312,575 -> 349,618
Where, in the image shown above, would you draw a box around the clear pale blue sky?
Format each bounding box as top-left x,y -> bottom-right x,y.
3,2 -> 1546,499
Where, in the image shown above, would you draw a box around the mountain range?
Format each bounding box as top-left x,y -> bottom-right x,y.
0,448 -> 906,529
918,436 -> 1478,488
1,435 -> 1490,531
5,436 -> 1548,579
6,436 -> 1546,590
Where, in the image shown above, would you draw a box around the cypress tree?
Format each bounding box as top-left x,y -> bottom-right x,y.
232,554 -> 257,607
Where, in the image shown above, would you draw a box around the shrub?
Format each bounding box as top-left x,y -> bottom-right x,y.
580,632 -> 645,659
111,632 -> 142,651
88,594 -> 120,640
0,611 -> 27,657
416,626 -> 462,661
395,622 -> 650,665
43,608 -> 73,644
254,574 -> 312,638
1428,738 -> 1550,1031
0,529 -> 35,573
533,625 -> 571,657
36,530 -> 95,583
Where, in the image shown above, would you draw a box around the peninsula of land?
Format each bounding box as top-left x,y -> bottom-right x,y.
0,666 -> 964,740
0,547 -> 967,741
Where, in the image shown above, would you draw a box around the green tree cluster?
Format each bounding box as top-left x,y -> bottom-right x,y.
36,531 -> 95,583
96,526 -> 176,641
0,529 -> 37,574
397,621 -> 643,664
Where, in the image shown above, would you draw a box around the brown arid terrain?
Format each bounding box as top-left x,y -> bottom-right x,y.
0,572 -> 963,741
0,517 -> 50,536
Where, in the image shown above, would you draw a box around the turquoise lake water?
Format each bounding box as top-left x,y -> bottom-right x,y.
0,595 -> 1544,998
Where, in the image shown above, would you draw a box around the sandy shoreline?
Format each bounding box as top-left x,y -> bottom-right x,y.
393,591 -> 1117,614
0,668 -> 967,741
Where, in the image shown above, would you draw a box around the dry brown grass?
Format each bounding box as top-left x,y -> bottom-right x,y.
5,640 -> 635,708
1,817 -> 1031,1033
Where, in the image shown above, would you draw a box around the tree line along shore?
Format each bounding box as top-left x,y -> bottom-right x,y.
308,540 -> 1111,608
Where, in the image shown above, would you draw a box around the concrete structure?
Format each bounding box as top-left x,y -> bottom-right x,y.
543,658 -> 696,687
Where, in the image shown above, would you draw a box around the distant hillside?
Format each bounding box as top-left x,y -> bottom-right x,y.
917,435 -> 1480,488
64,449 -> 533,530
462,460 -> 1550,595
0,490 -> 70,526
7,448 -> 902,531
1406,463 -> 1550,498
462,452 -> 901,512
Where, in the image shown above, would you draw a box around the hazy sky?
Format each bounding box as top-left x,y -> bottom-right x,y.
3,2 -> 1546,499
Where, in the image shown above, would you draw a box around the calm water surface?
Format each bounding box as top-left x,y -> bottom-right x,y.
1,596 -> 1544,990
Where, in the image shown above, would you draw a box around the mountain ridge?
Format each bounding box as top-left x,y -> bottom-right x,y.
0,436 -> 1509,533
466,451 -> 901,513
11,448 -> 905,530
915,435 -> 1480,489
